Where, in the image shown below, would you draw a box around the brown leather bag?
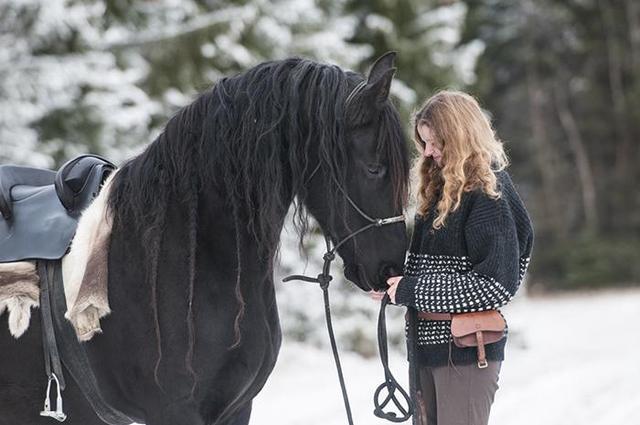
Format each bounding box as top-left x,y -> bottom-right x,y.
417,310 -> 506,368
451,310 -> 506,368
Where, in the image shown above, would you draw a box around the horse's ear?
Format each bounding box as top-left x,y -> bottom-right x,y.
346,52 -> 397,126
364,67 -> 396,108
349,67 -> 396,119
359,51 -> 397,109
367,51 -> 397,84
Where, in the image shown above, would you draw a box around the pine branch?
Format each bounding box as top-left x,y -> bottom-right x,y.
100,5 -> 256,51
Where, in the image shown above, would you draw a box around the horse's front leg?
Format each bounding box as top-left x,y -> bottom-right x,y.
145,401 -> 252,425
220,402 -> 252,425
144,400 -> 206,425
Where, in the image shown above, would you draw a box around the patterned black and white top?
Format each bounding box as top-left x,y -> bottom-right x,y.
395,170 -> 534,367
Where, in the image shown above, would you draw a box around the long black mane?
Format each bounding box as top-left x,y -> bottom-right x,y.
109,57 -> 407,263
106,57 -> 408,380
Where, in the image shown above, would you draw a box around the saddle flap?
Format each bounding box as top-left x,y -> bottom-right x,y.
0,165 -> 56,220
0,154 -> 116,263
0,185 -> 77,262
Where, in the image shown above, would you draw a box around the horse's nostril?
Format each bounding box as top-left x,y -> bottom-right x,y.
380,264 -> 402,281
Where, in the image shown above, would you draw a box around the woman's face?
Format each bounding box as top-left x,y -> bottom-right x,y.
417,124 -> 443,167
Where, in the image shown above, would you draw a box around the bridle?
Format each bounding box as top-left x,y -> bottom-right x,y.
283,163 -> 413,423
302,162 -> 406,256
283,103 -> 414,422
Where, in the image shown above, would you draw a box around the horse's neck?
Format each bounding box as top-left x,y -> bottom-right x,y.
196,185 -> 285,272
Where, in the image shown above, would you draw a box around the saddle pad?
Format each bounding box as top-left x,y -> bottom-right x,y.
63,172 -> 115,341
0,172 -> 116,340
0,261 -> 39,338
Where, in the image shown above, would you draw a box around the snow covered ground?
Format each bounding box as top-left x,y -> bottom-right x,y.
252,288 -> 640,425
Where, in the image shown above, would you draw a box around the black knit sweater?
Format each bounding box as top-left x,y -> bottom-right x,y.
395,170 -> 534,367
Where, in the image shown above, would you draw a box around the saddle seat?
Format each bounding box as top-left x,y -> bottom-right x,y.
0,154 -> 115,263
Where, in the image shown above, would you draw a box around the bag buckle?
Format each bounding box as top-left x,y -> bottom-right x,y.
477,359 -> 488,369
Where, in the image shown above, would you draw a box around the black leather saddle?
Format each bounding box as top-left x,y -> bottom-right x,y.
0,154 -> 116,263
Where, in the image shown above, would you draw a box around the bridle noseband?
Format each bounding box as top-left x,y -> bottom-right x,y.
283,133 -> 413,423
299,162 -> 406,256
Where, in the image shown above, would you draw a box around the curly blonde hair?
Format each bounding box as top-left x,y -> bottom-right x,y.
412,90 -> 508,228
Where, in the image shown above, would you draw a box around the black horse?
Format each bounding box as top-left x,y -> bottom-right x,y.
0,53 -> 409,425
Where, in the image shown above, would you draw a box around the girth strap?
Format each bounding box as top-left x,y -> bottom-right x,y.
38,261 -> 67,422
39,260 -> 133,425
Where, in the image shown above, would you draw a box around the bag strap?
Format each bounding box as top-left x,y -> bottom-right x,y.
476,331 -> 488,368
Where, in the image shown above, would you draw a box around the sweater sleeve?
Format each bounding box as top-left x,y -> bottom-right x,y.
395,192 -> 525,313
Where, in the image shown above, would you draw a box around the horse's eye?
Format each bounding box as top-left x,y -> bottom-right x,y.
367,164 -> 384,176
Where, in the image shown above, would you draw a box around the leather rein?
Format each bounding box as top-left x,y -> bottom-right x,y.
283,161 -> 414,423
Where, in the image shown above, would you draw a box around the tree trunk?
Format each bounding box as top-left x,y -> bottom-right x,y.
599,0 -> 633,184
625,0 -> 640,222
525,66 -> 567,238
521,0 -> 567,239
552,81 -> 599,234
626,0 -> 640,74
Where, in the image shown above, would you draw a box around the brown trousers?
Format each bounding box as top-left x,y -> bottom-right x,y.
414,361 -> 502,425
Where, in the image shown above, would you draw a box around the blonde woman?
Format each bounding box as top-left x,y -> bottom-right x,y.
380,90 -> 534,425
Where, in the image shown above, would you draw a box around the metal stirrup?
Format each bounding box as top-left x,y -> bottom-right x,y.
40,373 -> 67,422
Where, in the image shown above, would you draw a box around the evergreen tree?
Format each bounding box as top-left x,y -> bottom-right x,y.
0,0 -> 407,353
0,0 -> 159,166
459,0 -> 640,289
345,0 -> 471,119
0,0 -> 368,167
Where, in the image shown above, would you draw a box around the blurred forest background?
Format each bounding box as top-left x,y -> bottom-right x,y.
3,3 -> 639,421
1,0 -> 638,318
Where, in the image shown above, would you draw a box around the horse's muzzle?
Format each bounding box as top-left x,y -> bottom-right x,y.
378,263 -> 402,285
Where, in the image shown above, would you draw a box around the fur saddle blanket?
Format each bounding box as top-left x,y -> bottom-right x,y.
0,173 -> 115,341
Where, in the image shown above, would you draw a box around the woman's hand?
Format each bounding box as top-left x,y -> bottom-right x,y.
386,276 -> 403,304
368,276 -> 403,303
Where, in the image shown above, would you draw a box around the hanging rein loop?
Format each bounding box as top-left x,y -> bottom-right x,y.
373,294 -> 413,422
283,161 -> 412,423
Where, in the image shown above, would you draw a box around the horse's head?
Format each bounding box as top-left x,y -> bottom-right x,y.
304,52 -> 410,291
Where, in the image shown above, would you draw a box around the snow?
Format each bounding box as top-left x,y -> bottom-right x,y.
101,4 -> 255,49
255,16 -> 293,48
365,14 -> 395,34
252,288 -> 640,424
391,80 -> 418,107
411,2 -> 485,88
452,39 -> 486,85
274,219 -> 408,356
4,2 -> 636,422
